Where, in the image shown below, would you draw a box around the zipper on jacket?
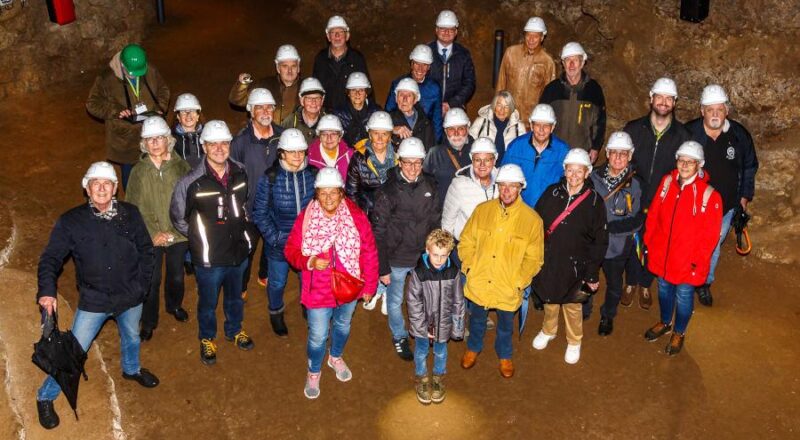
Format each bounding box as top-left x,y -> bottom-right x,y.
662,183 -> 682,279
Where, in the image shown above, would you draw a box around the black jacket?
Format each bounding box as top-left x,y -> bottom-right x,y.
334,100 -> 382,147
423,137 -> 473,205
390,105 -> 436,151
371,168 -> 442,275
230,122 -> 283,214
37,201 -> 155,315
427,41 -> 476,108
172,123 -> 203,169
345,147 -> 395,216
539,72 -> 606,152
312,46 -> 374,112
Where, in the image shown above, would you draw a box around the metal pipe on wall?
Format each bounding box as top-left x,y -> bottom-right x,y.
492,30 -> 504,88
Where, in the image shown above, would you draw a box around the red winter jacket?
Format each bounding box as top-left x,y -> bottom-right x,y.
284,198 -> 379,309
645,170 -> 723,286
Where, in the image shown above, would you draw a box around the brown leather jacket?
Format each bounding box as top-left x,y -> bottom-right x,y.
228,75 -> 300,124
495,44 -> 556,122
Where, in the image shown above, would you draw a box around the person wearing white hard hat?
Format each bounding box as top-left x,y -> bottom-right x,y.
428,10 -> 476,115
371,137 -> 442,361
172,92 -> 205,168
36,161 -> 158,429
252,128 -> 316,337
229,44 -> 301,123
643,141 -> 722,356
170,120 -> 256,366
623,77 -> 691,309
531,149 -> 608,365
496,17 -> 556,121
308,114 -> 355,180
424,107 -> 473,203
281,77 -> 327,144
540,42 -> 607,163
284,167 -> 379,399
502,103 -> 570,208
334,71 -> 382,147
313,15 -> 374,111
685,84 -> 758,307
127,116 -> 192,340
389,78 -> 436,150
386,44 -> 444,142
346,111 -> 398,216
459,163 -> 544,378
469,90 -> 528,163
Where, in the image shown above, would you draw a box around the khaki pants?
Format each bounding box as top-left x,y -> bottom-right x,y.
542,303 -> 583,345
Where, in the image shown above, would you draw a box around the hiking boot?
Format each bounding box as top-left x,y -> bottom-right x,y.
499,359 -> 514,378
226,330 -> 254,351
304,372 -> 321,399
644,322 -> 672,341
598,317 -> 614,336
666,333 -> 685,356
461,350 -> 478,369
37,400 -> 59,430
393,337 -> 413,361
415,375 -> 432,405
620,285 -> 635,307
169,307 -> 189,322
122,368 -> 160,388
431,375 -> 446,403
257,277 -> 267,287
200,339 -> 217,365
532,331 -> 556,350
269,312 -> 288,337
326,356 -> 353,382
486,316 -> 496,330
696,284 -> 713,307
564,344 -> 581,364
638,287 -> 652,310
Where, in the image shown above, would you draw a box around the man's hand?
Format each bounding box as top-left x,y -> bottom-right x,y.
238,73 -> 253,85
589,150 -> 599,164
152,232 -> 171,247
118,109 -> 133,119
586,281 -> 600,291
393,126 -> 412,139
380,274 -> 391,285
38,296 -> 57,315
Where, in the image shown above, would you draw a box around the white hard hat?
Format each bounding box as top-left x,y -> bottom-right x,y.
436,10 -> 459,28
605,131 -> 634,154
675,140 -> 705,167
315,166 -> 345,188
395,77 -> 421,100
278,128 -> 308,151
299,77 -> 326,97
563,148 -> 593,173
316,114 -> 344,135
200,120 -> 233,144
246,88 -> 276,112
140,116 -> 171,138
325,15 -> 349,34
409,44 -> 434,65
274,44 -> 301,64
346,72 -> 371,89
174,93 -> 201,112
397,137 -> 426,159
443,108 -> 470,129
701,84 -> 729,106
560,42 -> 587,61
529,103 -> 557,125
366,111 -> 394,132
524,17 -> 547,35
82,161 -> 118,189
469,137 -> 498,159
650,77 -> 678,98
496,164 -> 527,189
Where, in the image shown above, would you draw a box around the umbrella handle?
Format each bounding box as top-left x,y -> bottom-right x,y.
736,228 -> 752,256
40,309 -> 57,338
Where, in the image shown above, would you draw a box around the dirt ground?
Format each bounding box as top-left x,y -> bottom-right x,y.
1,1 -> 799,439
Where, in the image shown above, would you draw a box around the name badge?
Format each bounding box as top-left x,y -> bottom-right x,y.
134,103 -> 148,115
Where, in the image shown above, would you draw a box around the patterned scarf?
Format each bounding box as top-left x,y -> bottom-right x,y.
601,165 -> 628,192
301,199 -> 362,277
89,198 -> 118,220
366,142 -> 395,183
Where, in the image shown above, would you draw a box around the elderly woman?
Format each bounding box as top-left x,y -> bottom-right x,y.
346,111 -> 397,216
284,167 -> 378,399
334,72 -> 382,147
172,93 -> 204,168
643,141 -> 722,356
308,114 -> 354,180
531,149 -> 608,365
469,90 -> 527,163
252,129 -> 316,337
126,116 -> 191,341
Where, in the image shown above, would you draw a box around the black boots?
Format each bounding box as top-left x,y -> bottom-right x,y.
270,312 -> 288,337
37,400 -> 59,429
696,284 -> 713,307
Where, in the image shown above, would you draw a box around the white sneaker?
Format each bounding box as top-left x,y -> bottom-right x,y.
380,292 -> 388,316
362,293 -> 380,311
565,344 -> 581,364
486,316 -> 495,330
532,331 -> 556,350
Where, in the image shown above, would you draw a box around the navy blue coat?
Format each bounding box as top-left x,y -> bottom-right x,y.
427,41 -> 476,108
334,100 -> 382,148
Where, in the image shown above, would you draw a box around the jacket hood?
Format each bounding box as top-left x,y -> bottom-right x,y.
109,51 -> 124,80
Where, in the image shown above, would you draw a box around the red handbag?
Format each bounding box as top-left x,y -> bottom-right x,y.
330,248 -> 364,304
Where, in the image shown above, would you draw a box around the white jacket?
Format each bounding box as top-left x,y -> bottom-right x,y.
442,165 -> 499,240
468,104 -> 527,149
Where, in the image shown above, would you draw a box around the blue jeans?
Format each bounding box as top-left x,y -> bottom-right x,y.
414,340 -> 448,376
37,304 -> 143,401
706,208 -> 735,285
466,300 -> 515,360
387,266 -> 414,340
657,278 -> 695,334
267,255 -> 298,313
306,300 -> 357,373
194,259 -> 247,340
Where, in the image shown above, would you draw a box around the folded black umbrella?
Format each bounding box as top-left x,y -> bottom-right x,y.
31,311 -> 88,420
732,205 -> 752,256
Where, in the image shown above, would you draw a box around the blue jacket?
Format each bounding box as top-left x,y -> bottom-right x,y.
230,122 -> 284,214
385,74 -> 443,142
427,41 -> 476,108
502,133 -> 570,208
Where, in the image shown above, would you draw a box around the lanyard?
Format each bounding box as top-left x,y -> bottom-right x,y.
125,76 -> 141,100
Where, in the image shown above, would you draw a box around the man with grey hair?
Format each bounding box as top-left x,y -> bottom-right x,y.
229,44 -> 302,123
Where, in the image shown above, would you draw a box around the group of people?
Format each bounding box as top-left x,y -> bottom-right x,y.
35,9 -> 760,429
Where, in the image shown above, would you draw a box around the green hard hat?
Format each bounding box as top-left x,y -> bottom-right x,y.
120,44 -> 147,77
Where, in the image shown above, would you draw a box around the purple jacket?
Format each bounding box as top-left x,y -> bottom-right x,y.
307,138 -> 354,181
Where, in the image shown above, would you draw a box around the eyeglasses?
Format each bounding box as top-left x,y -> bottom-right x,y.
320,131 -> 341,138
303,96 -> 323,103
677,159 -> 698,167
146,135 -> 167,143
472,158 -> 495,165
400,160 -> 423,168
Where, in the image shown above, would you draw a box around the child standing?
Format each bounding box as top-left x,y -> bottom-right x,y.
406,229 -> 465,404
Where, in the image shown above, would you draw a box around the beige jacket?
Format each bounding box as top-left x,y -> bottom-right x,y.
495,44 -> 556,122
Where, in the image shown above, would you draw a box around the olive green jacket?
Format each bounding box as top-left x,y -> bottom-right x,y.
125,154 -> 191,242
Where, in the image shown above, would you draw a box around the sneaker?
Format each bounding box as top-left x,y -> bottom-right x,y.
644,322 -> 672,341
486,316 -> 496,330
37,400 -> 59,429
666,333 -> 685,356
431,375 -> 446,403
415,375 -> 432,405
565,344 -> 581,364
327,356 -> 353,382
393,337 -> 413,361
620,285 -> 635,307
362,292 -> 380,310
696,284 -> 713,307
257,277 -> 267,287
638,287 -> 652,310
226,330 -> 255,350
532,331 -> 556,350
200,339 -> 217,365
304,372 -> 321,399
598,317 -> 614,336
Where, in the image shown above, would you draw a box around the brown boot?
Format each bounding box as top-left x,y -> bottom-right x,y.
638,287 -> 652,310
620,285 -> 635,307
644,322 -> 672,341
415,375 -> 431,405
431,375 -> 446,403
665,333 -> 685,356
499,359 -> 514,378
461,350 -> 478,369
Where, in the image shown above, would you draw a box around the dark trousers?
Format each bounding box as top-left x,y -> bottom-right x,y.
241,233 -> 269,293
141,241 -> 189,331
599,256 -> 626,320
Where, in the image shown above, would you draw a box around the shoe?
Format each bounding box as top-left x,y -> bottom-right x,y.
362,292 -> 380,310
380,293 -> 388,316
241,291 -> 248,303
499,359 -> 514,378
269,312 -> 288,337
122,368 -> 160,388
666,333 -> 685,356
644,322 -> 672,341
598,317 -> 614,336
415,375 -> 432,405
183,261 -> 194,276
696,284 -> 713,307
139,327 -> 153,341
393,337 -> 413,361
257,277 -> 267,287
431,375 -> 446,403
226,330 -> 254,350
486,316 -> 496,330
200,339 -> 217,365
169,307 -> 189,322
565,344 -> 581,364
620,285 -> 635,307
461,350 -> 478,369
532,331 -> 556,350
326,356 -> 352,382
37,400 -> 59,429
638,287 -> 652,310
304,372 -> 321,399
